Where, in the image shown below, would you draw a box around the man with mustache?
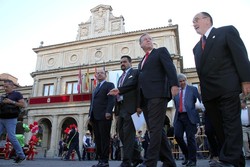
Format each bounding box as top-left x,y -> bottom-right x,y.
108,55 -> 141,167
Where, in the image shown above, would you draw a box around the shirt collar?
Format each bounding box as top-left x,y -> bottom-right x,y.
204,26 -> 213,39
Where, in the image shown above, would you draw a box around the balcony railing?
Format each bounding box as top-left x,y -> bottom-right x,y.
28,93 -> 92,105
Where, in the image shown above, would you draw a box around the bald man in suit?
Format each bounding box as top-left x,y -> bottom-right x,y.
89,68 -> 115,167
193,12 -> 250,167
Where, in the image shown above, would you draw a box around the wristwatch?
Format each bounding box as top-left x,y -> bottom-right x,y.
12,101 -> 16,105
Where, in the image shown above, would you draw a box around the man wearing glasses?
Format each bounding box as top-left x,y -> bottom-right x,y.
193,12 -> 250,167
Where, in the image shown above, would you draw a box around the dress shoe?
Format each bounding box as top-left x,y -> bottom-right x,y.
132,159 -> 143,167
182,158 -> 188,165
209,157 -> 219,167
92,162 -> 109,167
215,161 -> 234,167
186,161 -> 196,167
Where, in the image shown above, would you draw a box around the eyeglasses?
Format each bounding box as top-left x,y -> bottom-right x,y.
179,80 -> 185,83
193,17 -> 207,23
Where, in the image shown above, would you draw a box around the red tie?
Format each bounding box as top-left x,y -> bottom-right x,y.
201,35 -> 206,50
141,51 -> 150,69
179,89 -> 183,113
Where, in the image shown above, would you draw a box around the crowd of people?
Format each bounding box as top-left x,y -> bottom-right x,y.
1,11 -> 250,167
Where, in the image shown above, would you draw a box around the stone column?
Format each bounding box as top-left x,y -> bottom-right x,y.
78,114 -> 84,153
47,115 -> 58,157
33,79 -> 39,96
56,77 -> 61,95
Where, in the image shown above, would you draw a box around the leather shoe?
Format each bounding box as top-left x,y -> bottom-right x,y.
92,162 -> 109,167
209,157 -> 219,167
186,161 -> 196,167
182,158 -> 188,165
215,161 -> 234,167
132,159 -> 143,167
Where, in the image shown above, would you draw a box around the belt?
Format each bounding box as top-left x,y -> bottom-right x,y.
243,125 -> 250,127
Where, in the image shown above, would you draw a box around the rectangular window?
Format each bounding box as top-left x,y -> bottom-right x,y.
43,84 -> 54,96
66,81 -> 78,94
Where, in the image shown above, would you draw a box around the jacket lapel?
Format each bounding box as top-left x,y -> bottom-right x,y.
122,68 -> 132,86
94,81 -> 105,96
200,28 -> 216,71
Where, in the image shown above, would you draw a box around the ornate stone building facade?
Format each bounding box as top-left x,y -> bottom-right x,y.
1,4 -> 200,157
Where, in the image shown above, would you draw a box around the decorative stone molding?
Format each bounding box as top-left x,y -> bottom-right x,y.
76,4 -> 125,40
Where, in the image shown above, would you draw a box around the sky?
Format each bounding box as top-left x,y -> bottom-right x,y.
0,0 -> 249,86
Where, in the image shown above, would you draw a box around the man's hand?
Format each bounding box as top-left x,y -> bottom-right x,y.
242,82 -> 250,99
171,86 -> 179,97
107,88 -> 120,96
136,108 -> 142,116
105,113 -> 112,120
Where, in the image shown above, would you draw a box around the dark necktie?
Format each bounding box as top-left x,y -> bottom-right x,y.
141,51 -> 150,69
179,89 -> 183,113
201,35 -> 206,50
95,83 -> 101,94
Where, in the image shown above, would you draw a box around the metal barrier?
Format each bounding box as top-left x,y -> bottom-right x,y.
168,135 -> 210,159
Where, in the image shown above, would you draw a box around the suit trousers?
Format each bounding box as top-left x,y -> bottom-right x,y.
174,113 -> 197,162
92,119 -> 112,162
204,92 -> 245,167
118,114 -> 136,163
143,98 -> 176,167
204,112 -> 220,157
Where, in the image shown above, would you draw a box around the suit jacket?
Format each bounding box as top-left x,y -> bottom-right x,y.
173,85 -> 201,125
114,68 -> 139,116
89,81 -> 115,120
138,47 -> 178,99
193,26 -> 250,102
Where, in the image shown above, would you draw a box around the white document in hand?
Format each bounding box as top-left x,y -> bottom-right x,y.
131,112 -> 146,130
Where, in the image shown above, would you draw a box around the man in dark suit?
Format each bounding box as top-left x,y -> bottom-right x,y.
173,73 -> 201,167
89,68 -> 115,167
193,12 -> 250,167
137,33 -> 179,167
108,55 -> 140,167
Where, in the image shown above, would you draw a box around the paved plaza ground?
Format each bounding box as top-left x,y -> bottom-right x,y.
0,158 -> 250,167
